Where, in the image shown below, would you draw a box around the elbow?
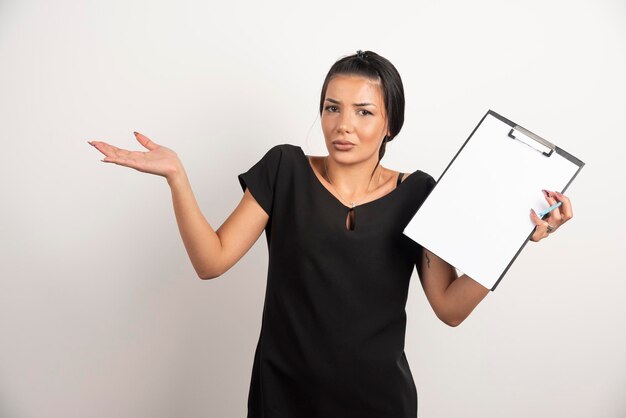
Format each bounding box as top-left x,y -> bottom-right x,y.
197,266 -> 223,280
442,316 -> 464,327
437,311 -> 465,327
198,273 -> 218,280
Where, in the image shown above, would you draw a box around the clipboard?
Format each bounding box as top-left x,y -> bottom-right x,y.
403,110 -> 584,291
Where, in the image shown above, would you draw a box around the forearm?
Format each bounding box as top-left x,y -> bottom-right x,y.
442,274 -> 489,326
167,167 -> 222,279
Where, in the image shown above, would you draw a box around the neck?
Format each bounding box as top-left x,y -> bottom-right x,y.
325,154 -> 381,197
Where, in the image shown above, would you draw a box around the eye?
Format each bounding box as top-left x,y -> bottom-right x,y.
357,109 -> 373,116
324,105 -> 339,113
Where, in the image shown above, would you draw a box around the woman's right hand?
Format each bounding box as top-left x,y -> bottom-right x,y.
88,132 -> 183,180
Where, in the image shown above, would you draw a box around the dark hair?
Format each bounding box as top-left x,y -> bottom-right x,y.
319,50 -> 405,162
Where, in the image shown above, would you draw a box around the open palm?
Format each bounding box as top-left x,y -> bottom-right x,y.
88,132 -> 181,178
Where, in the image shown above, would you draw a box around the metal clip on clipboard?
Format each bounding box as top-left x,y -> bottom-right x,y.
507,125 -> 555,157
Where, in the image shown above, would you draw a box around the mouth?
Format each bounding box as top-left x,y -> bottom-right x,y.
332,140 -> 356,151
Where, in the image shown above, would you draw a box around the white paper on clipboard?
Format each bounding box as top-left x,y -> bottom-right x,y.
403,110 -> 584,291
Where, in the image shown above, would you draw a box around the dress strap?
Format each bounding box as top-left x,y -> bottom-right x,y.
396,172 -> 404,186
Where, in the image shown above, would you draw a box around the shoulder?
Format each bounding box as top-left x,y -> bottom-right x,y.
399,170 -> 437,202
256,143 -> 301,165
265,143 -> 301,155
399,169 -> 436,186
250,143 -> 300,165
241,144 -> 306,185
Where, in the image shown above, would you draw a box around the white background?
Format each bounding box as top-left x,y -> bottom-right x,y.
1,1 -> 624,417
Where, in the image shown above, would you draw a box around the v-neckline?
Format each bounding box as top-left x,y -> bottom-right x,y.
297,146 -> 413,210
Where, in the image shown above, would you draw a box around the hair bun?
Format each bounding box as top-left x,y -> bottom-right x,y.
356,50 -> 368,59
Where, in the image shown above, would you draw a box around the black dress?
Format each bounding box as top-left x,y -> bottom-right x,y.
237,144 -> 435,418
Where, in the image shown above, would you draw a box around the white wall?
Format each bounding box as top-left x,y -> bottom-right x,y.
1,0 -> 624,417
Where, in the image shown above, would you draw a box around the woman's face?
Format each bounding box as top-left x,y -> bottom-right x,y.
321,74 -> 389,164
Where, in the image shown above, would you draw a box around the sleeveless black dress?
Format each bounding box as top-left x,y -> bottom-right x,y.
237,144 -> 435,418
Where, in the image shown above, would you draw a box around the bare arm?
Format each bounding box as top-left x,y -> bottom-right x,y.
416,188 -> 574,327
167,168 -> 268,279
89,132 -> 269,280
416,249 -> 489,327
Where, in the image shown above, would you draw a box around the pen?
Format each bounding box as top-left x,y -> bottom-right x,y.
537,201 -> 562,219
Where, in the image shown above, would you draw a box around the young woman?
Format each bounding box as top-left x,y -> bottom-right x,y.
88,50 -> 573,418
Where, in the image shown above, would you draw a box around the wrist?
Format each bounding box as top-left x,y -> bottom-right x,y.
166,161 -> 188,186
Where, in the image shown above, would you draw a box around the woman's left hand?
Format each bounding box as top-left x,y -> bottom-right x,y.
529,190 -> 573,242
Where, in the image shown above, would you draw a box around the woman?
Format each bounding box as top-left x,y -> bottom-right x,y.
88,50 -> 573,417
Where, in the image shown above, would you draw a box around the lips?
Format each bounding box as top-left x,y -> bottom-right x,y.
332,141 -> 356,151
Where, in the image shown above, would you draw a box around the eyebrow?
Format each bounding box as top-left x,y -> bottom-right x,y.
325,98 -> 377,107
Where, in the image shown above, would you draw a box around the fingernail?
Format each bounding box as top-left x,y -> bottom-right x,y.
133,131 -> 138,135
542,189 -> 552,198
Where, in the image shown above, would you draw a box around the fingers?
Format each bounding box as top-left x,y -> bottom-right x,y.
530,189 -> 574,242
87,131 -> 157,159
87,139 -> 143,170
133,131 -> 159,151
530,208 -> 543,227
554,191 -> 573,221
541,189 -> 562,224
88,140 -> 131,160
529,208 -> 552,242
541,189 -> 574,226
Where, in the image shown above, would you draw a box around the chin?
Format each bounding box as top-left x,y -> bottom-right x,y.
330,152 -> 372,167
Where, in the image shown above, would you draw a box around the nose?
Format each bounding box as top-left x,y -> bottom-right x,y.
336,112 -> 354,134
